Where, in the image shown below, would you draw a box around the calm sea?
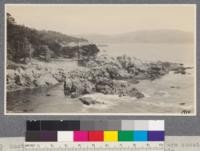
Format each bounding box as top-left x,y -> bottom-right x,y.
99,43 -> 195,66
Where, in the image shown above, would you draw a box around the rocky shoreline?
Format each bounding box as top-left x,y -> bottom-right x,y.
63,55 -> 191,105
6,43 -> 100,92
7,55 -> 191,105
7,59 -> 67,92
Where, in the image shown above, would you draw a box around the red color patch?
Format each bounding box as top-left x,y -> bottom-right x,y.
88,131 -> 104,141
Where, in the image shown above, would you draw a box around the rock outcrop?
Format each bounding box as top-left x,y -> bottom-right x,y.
64,73 -> 144,99
7,62 -> 66,92
63,59 -> 145,99
84,55 -> 187,79
79,97 -> 103,105
64,55 -> 189,100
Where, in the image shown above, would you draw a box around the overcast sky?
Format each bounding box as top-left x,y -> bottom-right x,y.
6,4 -> 196,35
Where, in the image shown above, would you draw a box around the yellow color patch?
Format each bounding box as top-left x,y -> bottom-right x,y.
104,131 -> 118,142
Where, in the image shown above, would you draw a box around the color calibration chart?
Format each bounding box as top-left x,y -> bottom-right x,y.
25,120 -> 164,151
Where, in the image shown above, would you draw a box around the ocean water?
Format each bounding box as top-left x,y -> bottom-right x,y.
7,43 -> 195,114
99,43 -> 195,66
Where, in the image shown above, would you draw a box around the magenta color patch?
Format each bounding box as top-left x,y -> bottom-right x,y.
74,131 -> 88,141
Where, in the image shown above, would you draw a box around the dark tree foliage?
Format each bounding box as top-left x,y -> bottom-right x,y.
7,13 -> 88,63
79,44 -> 99,57
35,45 -> 53,62
62,46 -> 78,58
7,15 -> 32,63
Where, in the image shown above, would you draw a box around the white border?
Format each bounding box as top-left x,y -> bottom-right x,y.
4,4 -> 197,116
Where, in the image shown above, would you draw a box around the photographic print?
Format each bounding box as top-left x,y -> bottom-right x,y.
5,4 -> 196,115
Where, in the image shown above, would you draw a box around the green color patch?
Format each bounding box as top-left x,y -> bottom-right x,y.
118,131 -> 134,141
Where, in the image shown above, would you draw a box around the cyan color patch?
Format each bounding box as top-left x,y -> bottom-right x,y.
134,131 -> 148,141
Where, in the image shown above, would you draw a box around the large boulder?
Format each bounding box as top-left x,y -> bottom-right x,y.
89,67 -> 111,82
79,97 -> 103,106
51,68 -> 66,82
113,80 -> 144,98
10,67 -> 34,87
116,55 -> 147,72
33,73 -> 58,87
112,80 -> 129,97
88,62 -> 131,81
127,87 -> 145,99
64,78 -> 95,98
6,69 -> 16,86
95,78 -> 114,94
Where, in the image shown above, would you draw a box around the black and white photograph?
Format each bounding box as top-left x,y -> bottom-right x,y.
5,4 -> 196,115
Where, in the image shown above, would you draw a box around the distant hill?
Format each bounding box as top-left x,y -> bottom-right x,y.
80,30 -> 194,44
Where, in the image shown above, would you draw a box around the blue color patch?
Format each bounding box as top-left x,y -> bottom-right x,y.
134,131 -> 148,141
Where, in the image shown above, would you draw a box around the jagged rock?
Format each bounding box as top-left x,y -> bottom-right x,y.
89,67 -> 111,81
146,66 -> 163,80
104,64 -> 131,79
85,55 -> 190,81
13,69 -> 35,87
33,74 -> 58,87
64,69 -> 145,99
85,54 -> 115,68
7,52 -> 189,101
63,55 -> 153,99
79,97 -> 102,105
173,67 -> 186,74
7,61 -> 70,91
127,87 -> 145,99
94,76 -> 114,94
112,80 -> 128,97
52,69 -> 66,82
15,74 -> 23,86
96,84 -> 114,95
64,78 -> 95,98
116,55 -> 147,72
113,80 -> 144,98
89,63 -> 131,81
63,79 -> 73,96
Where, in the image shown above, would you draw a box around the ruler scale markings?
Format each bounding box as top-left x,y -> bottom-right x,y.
25,120 -> 164,151
24,142 -> 164,150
